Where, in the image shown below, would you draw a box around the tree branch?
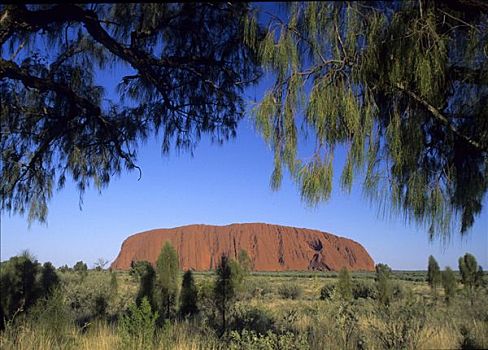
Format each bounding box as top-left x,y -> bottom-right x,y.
0,58 -> 101,116
395,82 -> 486,152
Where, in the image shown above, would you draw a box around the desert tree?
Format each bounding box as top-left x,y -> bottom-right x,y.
427,255 -> 441,296
73,260 -> 88,279
375,263 -> 393,306
40,261 -> 60,297
250,1 -> 488,240
155,241 -> 180,320
0,253 -> 41,329
442,266 -> 457,305
179,270 -> 199,319
337,267 -> 353,302
94,258 -> 109,271
0,3 -> 261,223
214,254 -> 244,336
135,261 -> 156,310
238,249 -> 253,275
458,253 -> 483,304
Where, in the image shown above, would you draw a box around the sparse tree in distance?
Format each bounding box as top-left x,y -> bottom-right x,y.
135,261 -> 156,310
94,258 -> 109,271
214,254 -> 244,336
375,263 -> 393,306
40,262 -> 60,297
155,242 -> 180,320
442,267 -> 457,305
458,253 -> 482,305
337,268 -> 353,302
179,270 -> 199,319
110,271 -> 118,293
427,256 -> 441,297
73,261 -> 88,278
238,249 -> 253,275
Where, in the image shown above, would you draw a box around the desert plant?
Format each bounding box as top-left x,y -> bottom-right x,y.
155,242 -> 180,320
442,267 -> 457,305
40,262 -> 60,297
0,254 -> 42,329
320,284 -> 335,300
179,270 -> 199,319
337,268 -> 353,302
238,249 -> 253,274
278,282 -> 303,300
370,298 -> 428,349
73,261 -> 88,279
375,263 -> 393,306
427,255 -> 441,296
214,255 -> 244,335
135,262 -> 156,309
232,305 -> 275,335
119,297 -> 158,350
459,253 -> 483,305
352,280 -> 376,299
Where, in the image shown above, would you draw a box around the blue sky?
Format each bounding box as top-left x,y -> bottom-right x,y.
1,4 -> 487,270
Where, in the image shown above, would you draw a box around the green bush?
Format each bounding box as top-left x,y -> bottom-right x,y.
278,283 -> 302,300
119,297 -> 158,350
228,329 -> 309,350
320,284 -> 335,300
232,306 -> 275,335
352,280 -> 376,299
370,298 -> 427,349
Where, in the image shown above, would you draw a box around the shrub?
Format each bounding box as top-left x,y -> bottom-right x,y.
228,329 -> 308,350
232,306 -> 275,335
278,283 -> 302,300
375,263 -> 393,306
320,284 -> 335,300
442,267 -> 457,305
26,288 -> 74,344
119,297 -> 158,350
94,294 -> 108,319
40,262 -> 60,297
337,268 -> 353,302
352,280 -> 376,299
73,261 -> 88,276
370,298 -> 427,349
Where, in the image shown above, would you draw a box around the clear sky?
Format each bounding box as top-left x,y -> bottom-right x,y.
1,5 -> 487,270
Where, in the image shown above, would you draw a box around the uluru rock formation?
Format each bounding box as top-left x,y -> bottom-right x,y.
111,223 -> 374,271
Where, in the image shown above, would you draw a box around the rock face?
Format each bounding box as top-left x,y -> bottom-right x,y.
111,223 -> 374,271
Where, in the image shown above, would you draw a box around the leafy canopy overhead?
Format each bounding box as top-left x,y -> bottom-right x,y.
1,2 -> 487,240
0,3 -> 260,222
250,1 -> 488,239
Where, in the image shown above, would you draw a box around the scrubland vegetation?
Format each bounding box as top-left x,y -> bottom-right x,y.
1,248 -> 487,350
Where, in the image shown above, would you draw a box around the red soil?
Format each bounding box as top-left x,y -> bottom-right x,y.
110,223 -> 374,271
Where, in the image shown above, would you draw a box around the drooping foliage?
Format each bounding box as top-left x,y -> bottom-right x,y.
250,1 -> 488,239
0,3 -> 261,223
